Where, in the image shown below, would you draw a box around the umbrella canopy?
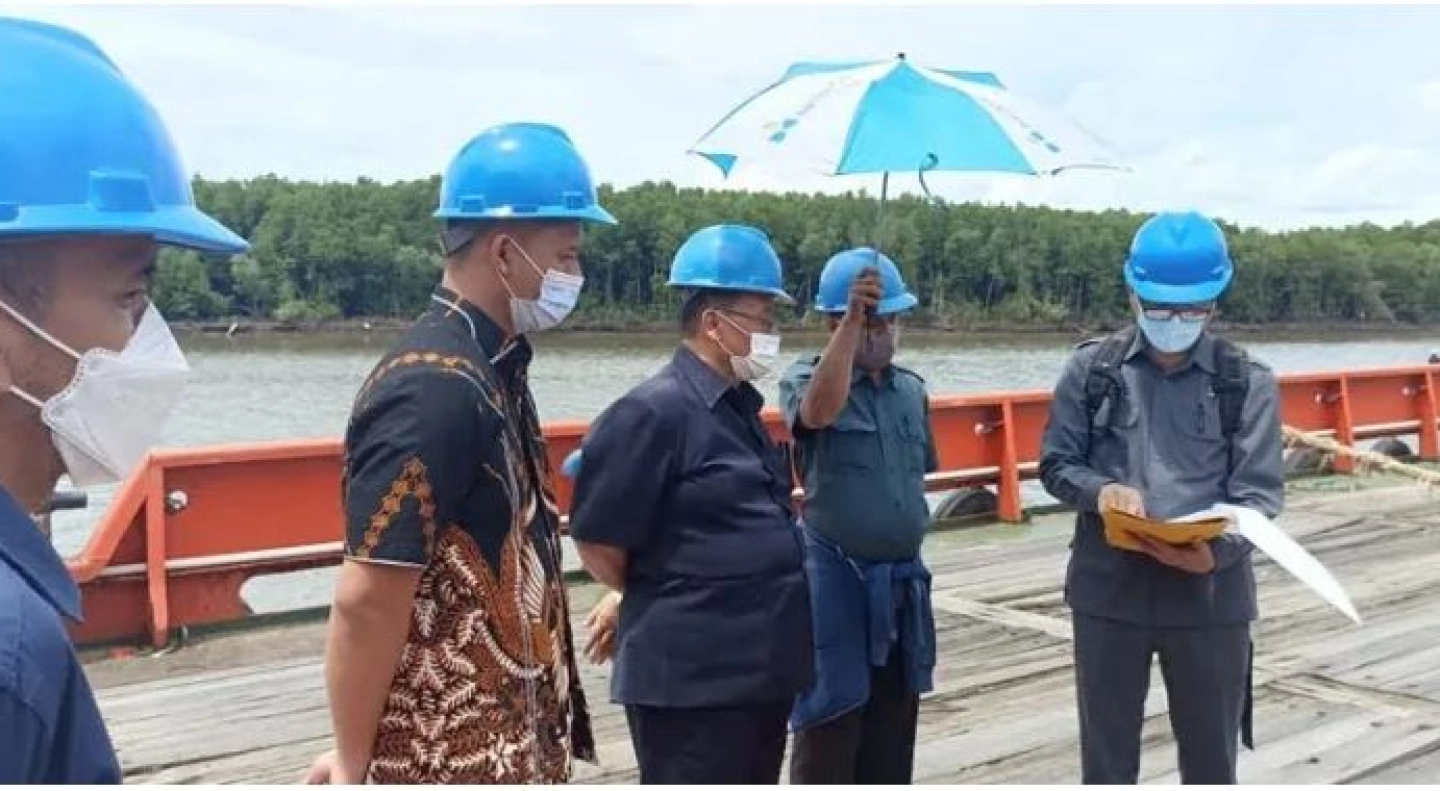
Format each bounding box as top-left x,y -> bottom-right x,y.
690,54 -> 1121,184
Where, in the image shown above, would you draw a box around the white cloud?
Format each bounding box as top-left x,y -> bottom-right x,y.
5,3 -> 1440,230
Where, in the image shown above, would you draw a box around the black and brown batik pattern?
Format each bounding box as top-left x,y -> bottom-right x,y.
340,288 -> 593,783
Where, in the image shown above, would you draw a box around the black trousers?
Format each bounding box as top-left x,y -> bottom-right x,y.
790,651 -> 920,785
625,701 -> 791,784
1073,613 -> 1251,785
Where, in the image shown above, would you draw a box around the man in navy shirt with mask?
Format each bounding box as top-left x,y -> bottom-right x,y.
0,17 -> 248,783
570,225 -> 814,784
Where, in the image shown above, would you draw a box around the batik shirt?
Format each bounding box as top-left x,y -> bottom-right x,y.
341,286 -> 593,783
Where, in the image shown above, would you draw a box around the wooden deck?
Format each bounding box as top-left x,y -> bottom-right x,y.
88,482 -> 1440,784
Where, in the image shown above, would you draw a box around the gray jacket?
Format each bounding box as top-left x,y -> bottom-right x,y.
1039,331 -> 1285,628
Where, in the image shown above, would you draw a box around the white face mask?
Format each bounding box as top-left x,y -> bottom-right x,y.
1137,313 -> 1205,354
714,312 -> 781,382
0,301 -> 190,488
501,237 -> 584,335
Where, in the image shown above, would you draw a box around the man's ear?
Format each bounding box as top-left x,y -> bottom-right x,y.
698,304 -> 722,338
477,230 -> 511,276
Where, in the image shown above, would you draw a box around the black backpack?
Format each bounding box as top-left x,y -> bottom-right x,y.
1082,326 -> 1250,456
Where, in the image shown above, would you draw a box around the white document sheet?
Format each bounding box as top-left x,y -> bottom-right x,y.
1177,504 -> 1362,624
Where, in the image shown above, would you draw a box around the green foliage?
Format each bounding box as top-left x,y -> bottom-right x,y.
154,176 -> 1440,327
153,249 -> 230,320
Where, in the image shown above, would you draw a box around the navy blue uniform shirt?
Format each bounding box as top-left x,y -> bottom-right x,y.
0,486 -> 120,783
569,346 -> 814,708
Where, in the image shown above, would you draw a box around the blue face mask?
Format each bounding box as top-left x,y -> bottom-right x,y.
1137,314 -> 1205,353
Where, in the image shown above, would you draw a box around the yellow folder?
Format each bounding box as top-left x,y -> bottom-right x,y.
1101,509 -> 1229,552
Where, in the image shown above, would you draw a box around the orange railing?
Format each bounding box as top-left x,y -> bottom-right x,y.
65,363 -> 1440,648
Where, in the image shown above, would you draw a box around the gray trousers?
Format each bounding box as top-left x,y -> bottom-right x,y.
1073,614 -> 1251,785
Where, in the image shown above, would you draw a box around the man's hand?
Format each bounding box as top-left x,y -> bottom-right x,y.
1098,483 -> 1147,518
843,267 -> 882,324
584,591 -> 621,665
302,750 -> 365,785
1133,536 -> 1216,575
797,266 -> 883,430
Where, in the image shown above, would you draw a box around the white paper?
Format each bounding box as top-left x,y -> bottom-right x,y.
1169,507 -> 1231,524
1183,504 -> 1363,624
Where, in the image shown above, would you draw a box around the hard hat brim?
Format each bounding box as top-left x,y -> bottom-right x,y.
1125,268 -> 1231,305
877,292 -> 918,315
3,205 -> 249,255
585,205 -> 619,225
668,280 -> 796,305
152,207 -> 251,254
813,292 -> 917,316
432,204 -> 618,226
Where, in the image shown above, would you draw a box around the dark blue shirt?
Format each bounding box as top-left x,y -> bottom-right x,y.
0,487 -> 120,783
569,345 -> 814,708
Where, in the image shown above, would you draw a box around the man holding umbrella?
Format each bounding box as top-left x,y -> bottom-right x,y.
779,248 -> 938,784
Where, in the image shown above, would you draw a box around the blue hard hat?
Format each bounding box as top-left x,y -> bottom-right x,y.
435,122 -> 616,225
1124,211 -> 1233,304
560,448 -> 583,480
0,18 -> 247,254
667,224 -> 794,303
814,247 -> 917,315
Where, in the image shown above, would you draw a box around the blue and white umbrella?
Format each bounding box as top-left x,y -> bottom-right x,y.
690,54 -> 1121,197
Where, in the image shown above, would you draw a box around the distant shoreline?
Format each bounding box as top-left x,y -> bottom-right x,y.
173,316 -> 1440,341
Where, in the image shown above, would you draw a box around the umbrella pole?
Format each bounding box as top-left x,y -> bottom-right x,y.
860,172 -> 890,323
872,171 -> 890,252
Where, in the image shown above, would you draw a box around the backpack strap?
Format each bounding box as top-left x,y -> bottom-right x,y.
1080,329 -> 1251,464
1210,337 -> 1251,441
1082,326 -> 1136,458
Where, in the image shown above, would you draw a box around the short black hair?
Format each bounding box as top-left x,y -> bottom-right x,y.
439,220 -> 501,258
0,243 -> 54,317
679,288 -> 746,336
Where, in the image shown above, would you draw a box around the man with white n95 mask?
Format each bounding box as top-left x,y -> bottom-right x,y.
0,16 -> 248,783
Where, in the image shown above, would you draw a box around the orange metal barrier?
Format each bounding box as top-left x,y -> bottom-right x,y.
65,363 -> 1440,648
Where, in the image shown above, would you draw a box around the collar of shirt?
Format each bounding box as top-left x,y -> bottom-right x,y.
0,486 -> 82,622
672,345 -> 763,413
850,364 -> 897,389
1124,327 -> 1218,375
429,285 -> 533,374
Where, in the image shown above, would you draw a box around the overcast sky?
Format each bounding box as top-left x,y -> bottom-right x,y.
8,3 -> 1440,231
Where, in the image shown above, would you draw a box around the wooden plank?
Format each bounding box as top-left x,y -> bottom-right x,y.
1244,717 -> 1440,784
932,592 -> 1073,640
1350,738 -> 1440,784
92,484 -> 1440,784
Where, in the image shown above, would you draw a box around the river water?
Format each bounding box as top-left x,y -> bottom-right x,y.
48,328 -> 1438,612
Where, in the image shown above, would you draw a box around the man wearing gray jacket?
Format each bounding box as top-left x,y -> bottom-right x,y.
1039,211 -> 1284,785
